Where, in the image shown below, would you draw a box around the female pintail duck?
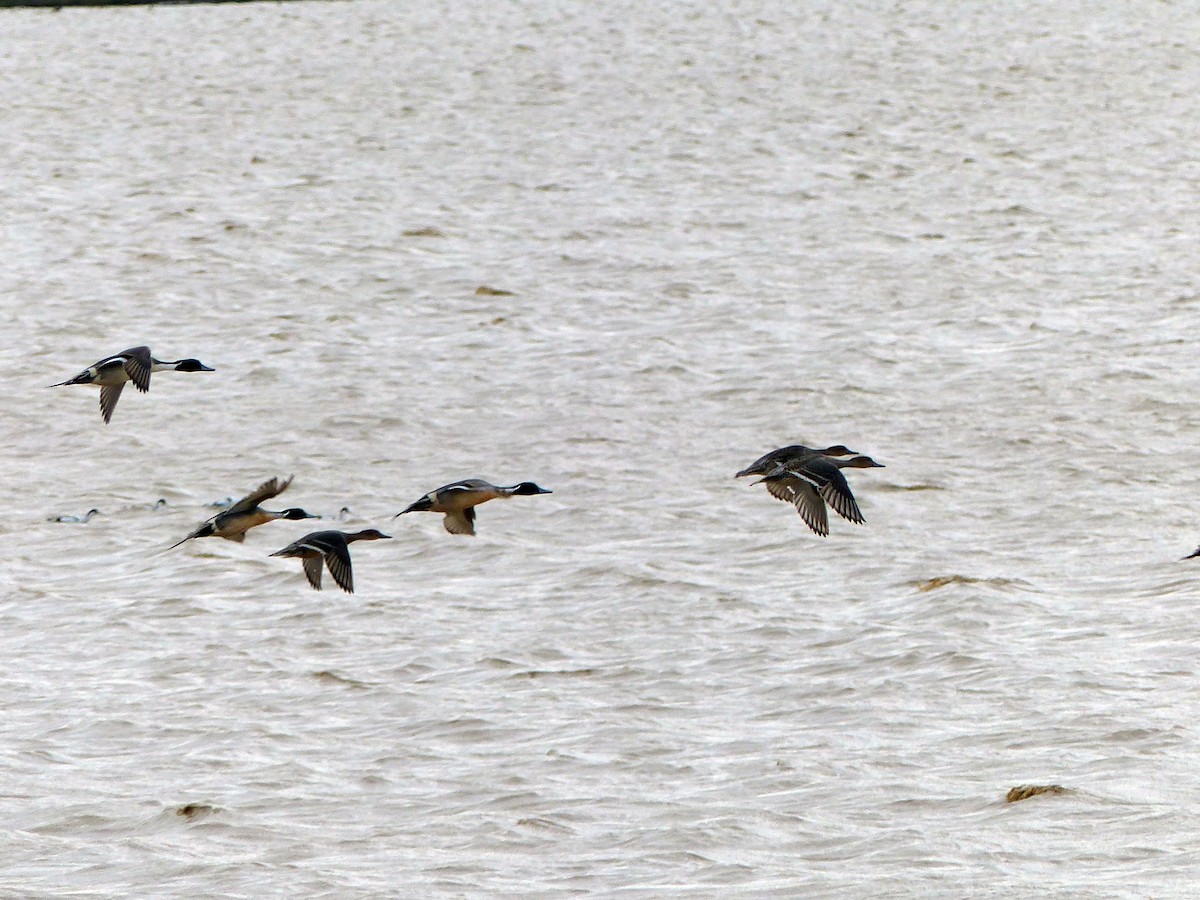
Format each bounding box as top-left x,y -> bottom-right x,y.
394,479 -> 552,536
741,451 -> 884,537
735,444 -> 859,479
270,529 -> 391,593
52,346 -> 214,423
169,475 -> 317,549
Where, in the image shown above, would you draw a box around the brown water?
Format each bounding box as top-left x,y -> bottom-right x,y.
3,1 -> 1200,895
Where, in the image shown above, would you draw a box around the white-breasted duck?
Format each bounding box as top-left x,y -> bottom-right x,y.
50,509 -> 101,524
52,346 -> 214,423
738,445 -> 884,536
169,475 -> 317,549
270,529 -> 391,593
393,479 -> 552,536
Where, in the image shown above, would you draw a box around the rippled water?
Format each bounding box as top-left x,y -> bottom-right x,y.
4,1 -> 1200,895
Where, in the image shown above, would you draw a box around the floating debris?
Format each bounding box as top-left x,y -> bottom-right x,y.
313,670 -> 369,689
174,802 -> 218,821
911,575 -> 1027,593
401,226 -> 445,238
1005,785 -> 1071,803
475,285 -> 515,296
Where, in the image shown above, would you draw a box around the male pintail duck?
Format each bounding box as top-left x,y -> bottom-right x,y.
52,346 -> 214,423
735,444 -> 859,479
169,475 -> 317,549
270,529 -> 391,593
50,509 -> 101,523
738,447 -> 884,536
394,479 -> 552,535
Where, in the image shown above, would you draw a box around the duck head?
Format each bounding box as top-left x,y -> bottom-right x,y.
511,482 -> 552,495
173,359 -> 214,372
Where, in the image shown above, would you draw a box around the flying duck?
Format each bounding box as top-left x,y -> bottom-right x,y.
52,346 -> 214,423
394,479 -> 552,535
738,445 -> 884,536
169,475 -> 317,549
735,444 -> 859,479
270,529 -> 391,593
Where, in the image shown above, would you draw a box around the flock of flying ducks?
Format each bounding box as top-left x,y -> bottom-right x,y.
53,345 -> 886,592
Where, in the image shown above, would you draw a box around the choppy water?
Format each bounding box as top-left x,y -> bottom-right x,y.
3,0 -> 1200,895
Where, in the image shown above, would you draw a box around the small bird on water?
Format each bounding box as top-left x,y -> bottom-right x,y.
393,479 -> 552,535
169,475 -> 317,549
52,345 -> 214,423
270,529 -> 391,593
737,443 -> 884,536
49,509 -> 101,524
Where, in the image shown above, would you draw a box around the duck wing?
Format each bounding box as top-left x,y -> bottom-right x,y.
816,469 -> 865,525
777,456 -> 859,523
302,554 -> 324,590
118,347 -> 153,393
443,506 -> 477,536
322,541 -> 355,593
759,474 -> 829,537
227,475 -> 293,516
99,383 -> 125,424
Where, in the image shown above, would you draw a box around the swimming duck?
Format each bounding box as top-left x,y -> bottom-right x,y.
169,475 -> 317,549
394,479 -> 552,535
52,346 -> 214,423
270,529 -> 391,593
738,447 -> 884,536
49,509 -> 101,524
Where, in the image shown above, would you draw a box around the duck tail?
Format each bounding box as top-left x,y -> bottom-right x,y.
393,498 -> 432,518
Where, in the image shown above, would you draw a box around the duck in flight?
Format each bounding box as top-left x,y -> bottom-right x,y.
737,444 -> 884,536
270,529 -> 391,593
735,444 -> 859,478
393,479 -> 552,535
169,475 -> 317,549
52,346 -> 214,423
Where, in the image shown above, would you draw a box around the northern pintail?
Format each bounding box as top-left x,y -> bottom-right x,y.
169,475 -> 317,549
738,446 -> 884,536
735,444 -> 858,479
50,509 -> 101,524
52,346 -> 214,423
270,529 -> 391,593
393,479 -> 552,536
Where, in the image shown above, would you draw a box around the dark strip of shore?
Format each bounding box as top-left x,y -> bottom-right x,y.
2,0 -> 300,7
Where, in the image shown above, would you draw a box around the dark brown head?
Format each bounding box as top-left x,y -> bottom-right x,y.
840,455 -> 884,469
349,529 -> 391,542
